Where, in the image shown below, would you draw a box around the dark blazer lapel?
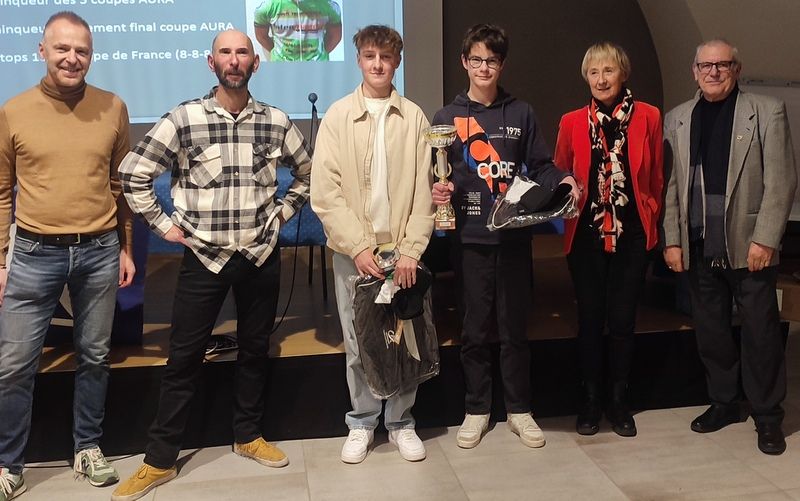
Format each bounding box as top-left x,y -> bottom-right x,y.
726,93 -> 756,207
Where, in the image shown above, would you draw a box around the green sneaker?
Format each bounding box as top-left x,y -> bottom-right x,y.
0,468 -> 26,501
74,447 -> 119,487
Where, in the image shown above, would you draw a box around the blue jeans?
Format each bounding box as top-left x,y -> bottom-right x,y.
332,252 -> 417,431
0,230 -> 120,474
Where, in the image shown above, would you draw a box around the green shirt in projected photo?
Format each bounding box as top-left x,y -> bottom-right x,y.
254,0 -> 342,61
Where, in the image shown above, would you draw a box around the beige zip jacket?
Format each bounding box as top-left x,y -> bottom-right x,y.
311,85 -> 434,261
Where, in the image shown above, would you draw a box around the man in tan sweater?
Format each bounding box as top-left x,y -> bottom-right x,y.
0,11 -> 135,499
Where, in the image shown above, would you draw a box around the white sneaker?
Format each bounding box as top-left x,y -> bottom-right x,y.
507,413 -> 546,448
388,429 -> 426,461
74,446 -> 120,486
341,429 -> 374,464
457,414 -> 489,449
0,468 -> 26,500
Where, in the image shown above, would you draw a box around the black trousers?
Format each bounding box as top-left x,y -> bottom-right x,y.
455,241 -> 532,414
145,249 -> 281,468
687,242 -> 785,424
566,223 -> 649,385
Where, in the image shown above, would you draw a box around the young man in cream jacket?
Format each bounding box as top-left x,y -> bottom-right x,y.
311,24 -> 434,464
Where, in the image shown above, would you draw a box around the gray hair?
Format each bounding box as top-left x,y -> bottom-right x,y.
43,11 -> 91,38
693,39 -> 740,66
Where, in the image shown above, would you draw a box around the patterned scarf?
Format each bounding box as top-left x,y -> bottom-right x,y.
588,88 -> 634,253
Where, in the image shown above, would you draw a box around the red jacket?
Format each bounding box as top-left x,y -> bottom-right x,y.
554,101 -> 664,254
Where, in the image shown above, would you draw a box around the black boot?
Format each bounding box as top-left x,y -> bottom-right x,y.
576,381 -> 602,435
607,381 -> 637,437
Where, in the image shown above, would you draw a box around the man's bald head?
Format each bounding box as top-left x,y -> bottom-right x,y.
211,30 -> 255,54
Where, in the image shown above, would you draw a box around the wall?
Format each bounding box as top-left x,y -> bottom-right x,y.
403,0 -> 443,120
637,0 -> 800,110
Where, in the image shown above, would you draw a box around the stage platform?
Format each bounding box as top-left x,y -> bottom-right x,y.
27,235 -> 719,462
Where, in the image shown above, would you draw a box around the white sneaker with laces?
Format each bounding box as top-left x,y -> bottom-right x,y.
456,413 -> 490,449
74,446 -> 119,486
0,467 -> 26,501
507,413 -> 546,448
388,429 -> 426,462
340,428 -> 374,464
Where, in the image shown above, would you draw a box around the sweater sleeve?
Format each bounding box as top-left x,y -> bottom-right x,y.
0,108 -> 14,267
111,99 -> 133,251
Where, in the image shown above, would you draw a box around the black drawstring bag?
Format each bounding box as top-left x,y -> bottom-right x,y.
351,265 -> 440,399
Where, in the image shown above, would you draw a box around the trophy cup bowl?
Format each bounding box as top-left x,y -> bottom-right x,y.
423,124 -> 458,149
423,125 -> 458,231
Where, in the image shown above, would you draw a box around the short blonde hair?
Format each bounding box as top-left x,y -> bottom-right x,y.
353,25 -> 403,56
580,42 -> 631,82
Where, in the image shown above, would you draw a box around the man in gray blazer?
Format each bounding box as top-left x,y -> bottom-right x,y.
662,39 -> 796,455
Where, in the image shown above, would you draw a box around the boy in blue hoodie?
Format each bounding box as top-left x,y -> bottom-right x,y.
432,23 -> 578,449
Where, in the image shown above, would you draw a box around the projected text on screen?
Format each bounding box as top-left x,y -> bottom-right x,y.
0,0 -> 403,121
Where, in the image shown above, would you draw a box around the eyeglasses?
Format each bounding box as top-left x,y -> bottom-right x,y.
467,56 -> 502,70
695,60 -> 736,74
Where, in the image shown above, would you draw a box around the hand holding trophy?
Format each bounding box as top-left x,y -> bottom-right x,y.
423,124 -> 458,230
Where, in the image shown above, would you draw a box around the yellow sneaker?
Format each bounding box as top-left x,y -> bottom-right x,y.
111,463 -> 177,501
234,437 -> 289,467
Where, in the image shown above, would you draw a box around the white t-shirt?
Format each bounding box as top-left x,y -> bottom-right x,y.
364,96 -> 391,244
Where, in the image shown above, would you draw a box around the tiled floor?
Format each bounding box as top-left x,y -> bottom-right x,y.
18,330 -> 800,500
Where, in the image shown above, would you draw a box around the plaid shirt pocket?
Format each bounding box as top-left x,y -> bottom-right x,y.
187,143 -> 224,188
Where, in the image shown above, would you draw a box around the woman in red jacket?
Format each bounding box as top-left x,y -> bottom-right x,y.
555,42 -> 663,437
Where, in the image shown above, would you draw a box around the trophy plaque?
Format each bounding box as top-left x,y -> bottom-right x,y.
423,124 -> 458,231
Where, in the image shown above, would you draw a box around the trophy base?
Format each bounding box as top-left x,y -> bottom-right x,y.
434,219 -> 456,231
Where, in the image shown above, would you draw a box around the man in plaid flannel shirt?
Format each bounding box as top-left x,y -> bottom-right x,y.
113,30 -> 311,500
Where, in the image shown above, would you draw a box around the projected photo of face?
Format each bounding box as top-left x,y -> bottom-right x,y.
248,0 -> 344,62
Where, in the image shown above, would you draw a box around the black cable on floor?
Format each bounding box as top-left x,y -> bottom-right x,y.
271,203 -> 304,335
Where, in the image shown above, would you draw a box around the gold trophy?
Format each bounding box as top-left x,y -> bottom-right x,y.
424,124 -> 458,230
